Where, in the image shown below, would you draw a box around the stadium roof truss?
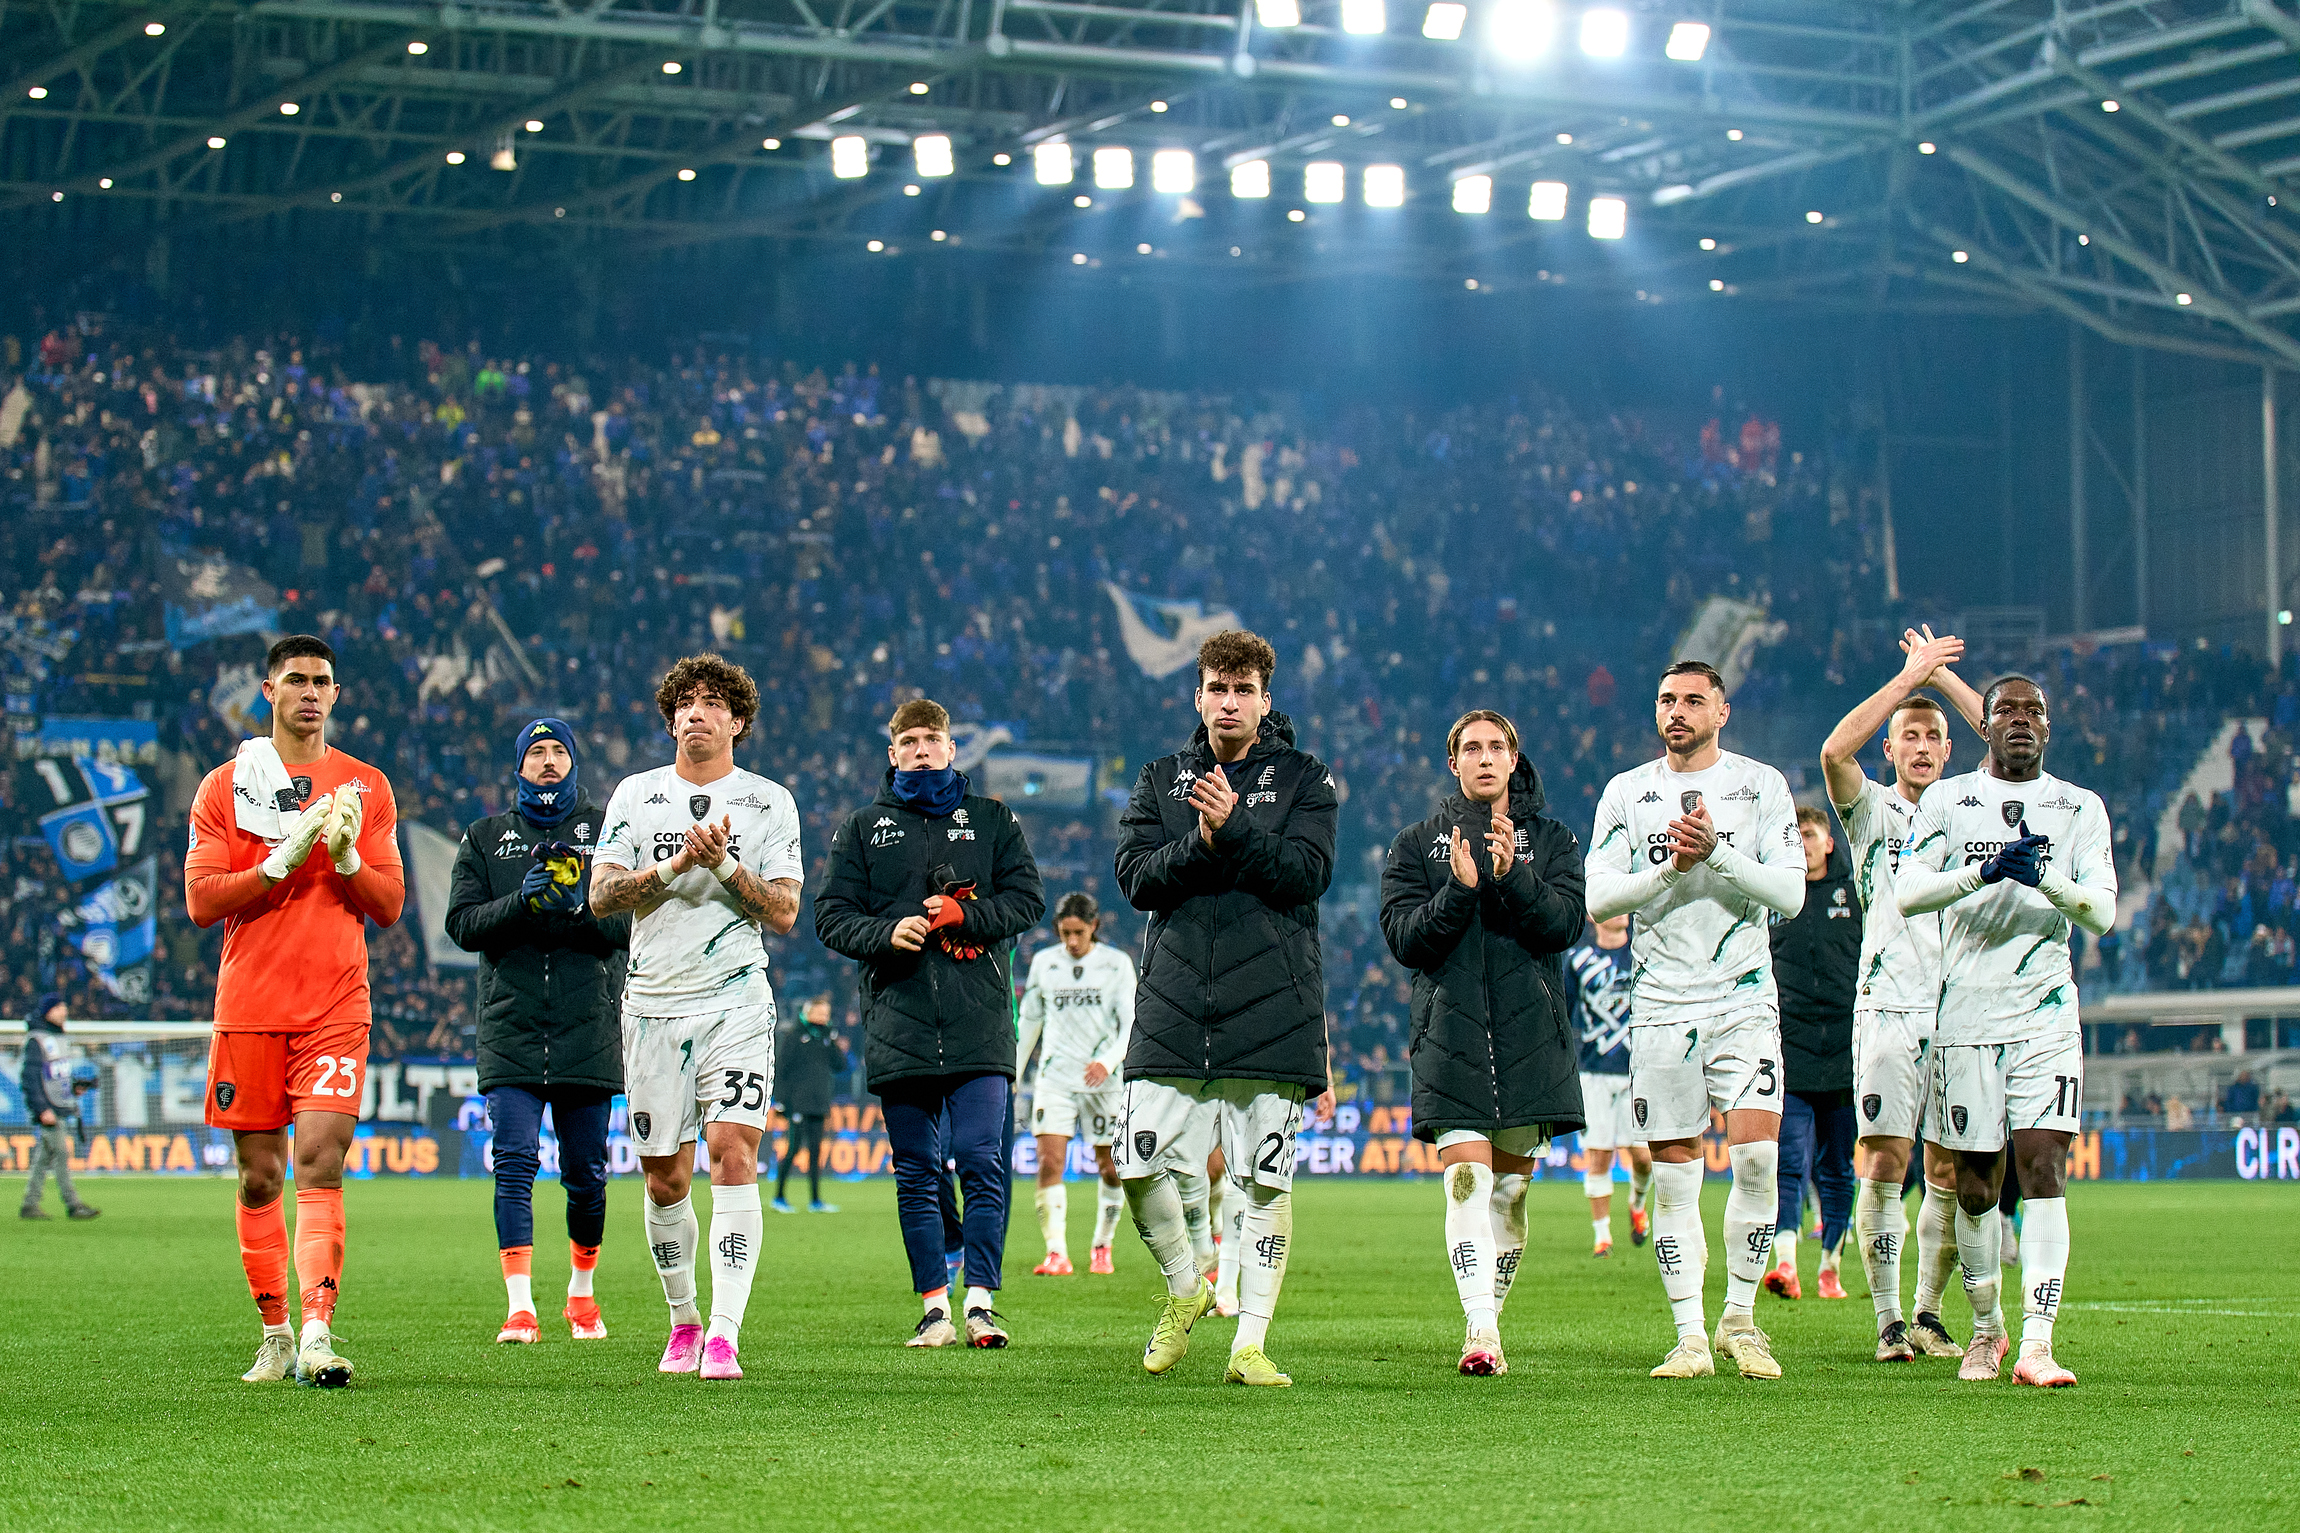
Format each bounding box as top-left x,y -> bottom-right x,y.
11,0 -> 2300,362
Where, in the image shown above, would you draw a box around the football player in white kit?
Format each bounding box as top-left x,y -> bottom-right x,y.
1586,661 -> 1806,1380
1819,627 -> 1987,1363
590,655 -> 803,1383
1017,891 -> 1136,1276
1896,675 -> 2114,1389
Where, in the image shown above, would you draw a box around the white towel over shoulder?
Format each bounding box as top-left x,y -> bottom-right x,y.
231,737 -> 322,842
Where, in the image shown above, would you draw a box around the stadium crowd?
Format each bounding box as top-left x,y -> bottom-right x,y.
2,315 -> 2295,1099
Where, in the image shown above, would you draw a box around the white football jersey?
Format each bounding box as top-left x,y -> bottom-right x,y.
1835,774 -> 1945,1014
1019,941 -> 1136,1095
597,764 -> 804,1017
1587,751 -> 1801,1028
1905,767 -> 2116,1047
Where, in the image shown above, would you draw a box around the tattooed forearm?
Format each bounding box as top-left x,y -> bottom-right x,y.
727,869 -> 802,934
590,863 -> 667,917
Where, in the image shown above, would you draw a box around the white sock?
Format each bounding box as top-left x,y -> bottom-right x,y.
1216,1180 -> 1245,1308
1233,1184 -> 1291,1354
1630,1162 -> 1652,1212
1490,1173 -> 1529,1316
1174,1164 -> 1214,1271
505,1272 -> 533,1317
1093,1178 -> 1125,1249
1914,1181 -> 1958,1317
1444,1162 -> 1498,1332
300,1316 -> 331,1347
1955,1205 -> 2005,1334
1772,1228 -> 1798,1275
567,1255 -> 594,1300
1206,1173 -> 1227,1247
706,1183 -> 762,1343
645,1194 -> 701,1327
964,1284 -> 993,1315
922,1288 -> 949,1316
1651,1159 -> 1708,1341
2018,1196 -> 2070,1350
1123,1173 -> 1200,1298
1723,1141 -> 1779,1319
1856,1178 -> 1908,1325
1034,1183 -> 1069,1258
264,1320 -> 294,1340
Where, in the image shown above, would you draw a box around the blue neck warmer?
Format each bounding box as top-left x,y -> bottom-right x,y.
514,717 -> 580,828
892,766 -> 967,819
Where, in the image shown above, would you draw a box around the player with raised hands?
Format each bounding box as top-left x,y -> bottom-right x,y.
1895,675 -> 2115,1388
185,635 -> 405,1389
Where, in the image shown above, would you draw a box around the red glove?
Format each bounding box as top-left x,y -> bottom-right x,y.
926,898 -> 967,933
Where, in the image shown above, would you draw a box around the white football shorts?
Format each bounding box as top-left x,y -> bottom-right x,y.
1854,1006 -> 1937,1142
1929,1034 -> 2083,1153
1625,1004 -> 1784,1142
1031,1083 -> 1120,1146
620,1000 -> 777,1159
1577,1071 -> 1641,1151
1113,1077 -> 1305,1192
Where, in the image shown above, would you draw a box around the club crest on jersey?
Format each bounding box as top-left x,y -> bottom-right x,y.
1072,965 -> 1084,980
1257,765 -> 1276,788
946,807 -> 975,841
574,822 -> 591,842
690,794 -> 712,820
1681,791 -> 1704,814
2000,801 -> 2025,828
1862,1093 -> 1882,1121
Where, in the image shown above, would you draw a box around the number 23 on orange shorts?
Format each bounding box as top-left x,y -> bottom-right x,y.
204,1020 -> 372,1130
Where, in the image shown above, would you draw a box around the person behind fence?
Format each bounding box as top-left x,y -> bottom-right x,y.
773,995 -> 848,1214
814,696 -> 1046,1350
446,717 -> 632,1347
18,994 -> 99,1222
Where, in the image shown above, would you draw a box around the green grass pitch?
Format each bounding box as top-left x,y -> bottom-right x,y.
3,1176 -> 2293,1532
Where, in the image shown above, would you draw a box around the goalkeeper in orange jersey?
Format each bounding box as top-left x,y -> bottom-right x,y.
184,635 -> 404,1388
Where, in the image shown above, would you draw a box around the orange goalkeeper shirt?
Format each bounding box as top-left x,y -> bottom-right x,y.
184,747 -> 404,1034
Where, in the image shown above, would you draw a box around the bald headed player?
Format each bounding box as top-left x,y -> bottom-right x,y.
186,634 -> 405,1388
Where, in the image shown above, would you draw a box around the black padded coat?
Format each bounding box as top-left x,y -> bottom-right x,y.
813,770 -> 1045,1091
1114,712 -> 1338,1092
1379,758 -> 1587,1142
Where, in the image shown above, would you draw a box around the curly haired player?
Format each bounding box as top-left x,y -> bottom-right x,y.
185,635 -> 405,1388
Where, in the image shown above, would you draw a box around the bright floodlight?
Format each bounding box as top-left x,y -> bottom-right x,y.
1342,0 -> 1386,34
1364,164 -> 1405,206
1488,0 -> 1555,60
914,135 -> 954,177
1034,142 -> 1075,185
1255,0 -> 1301,26
1423,3 -> 1467,39
1665,21 -> 1710,60
1587,194 -> 1626,238
1528,179 -> 1568,220
1093,146 -> 1135,189
831,135 -> 869,178
1231,159 -> 1271,198
1304,162 -> 1345,203
1152,149 -> 1195,194
1580,8 -> 1628,57
1452,174 -> 1491,214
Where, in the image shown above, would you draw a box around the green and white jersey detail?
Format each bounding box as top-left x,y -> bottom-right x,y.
1587,751 -> 1800,1028
597,763 -> 804,1018
1836,774 -> 1945,1014
1018,941 -> 1136,1096
1905,767 -> 2116,1047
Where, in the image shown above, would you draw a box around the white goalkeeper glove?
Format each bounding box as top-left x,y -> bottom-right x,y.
260,794 -> 334,882
327,788 -> 365,875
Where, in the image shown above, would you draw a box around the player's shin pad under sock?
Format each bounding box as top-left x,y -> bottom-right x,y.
2018,1197 -> 2069,1349
645,1194 -> 702,1326
1915,1182 -> 1958,1317
707,1184 -> 763,1343
1234,1185 -> 1291,1354
1094,1178 -> 1125,1249
568,1241 -> 599,1300
1856,1178 -> 1908,1324
1954,1205 -> 2005,1332
293,1188 -> 346,1328
1444,1162 -> 1498,1331
1723,1142 -> 1778,1317
1174,1165 -> 1214,1270
1651,1160 -> 1708,1339
1034,1183 -> 1068,1258
236,1196 -> 291,1327
1122,1172 -> 1200,1298
1490,1172 -> 1529,1315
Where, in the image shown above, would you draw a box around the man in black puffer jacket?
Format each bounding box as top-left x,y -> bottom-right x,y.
1381,709 -> 1585,1375
814,697 -> 1043,1350
446,717 -> 630,1343
1112,629 -> 1336,1389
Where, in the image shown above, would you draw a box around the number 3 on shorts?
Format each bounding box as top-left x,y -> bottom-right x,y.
310,1055 -> 361,1097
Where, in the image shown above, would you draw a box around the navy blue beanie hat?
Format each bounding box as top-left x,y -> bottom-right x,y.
514,718 -> 580,826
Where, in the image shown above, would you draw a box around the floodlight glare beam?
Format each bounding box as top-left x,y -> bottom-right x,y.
1034,142 -> 1075,185
1664,21 -> 1709,61
1488,0 -> 1555,61
1093,146 -> 1135,189
830,135 -> 869,178
1579,8 -> 1628,58
914,134 -> 954,178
